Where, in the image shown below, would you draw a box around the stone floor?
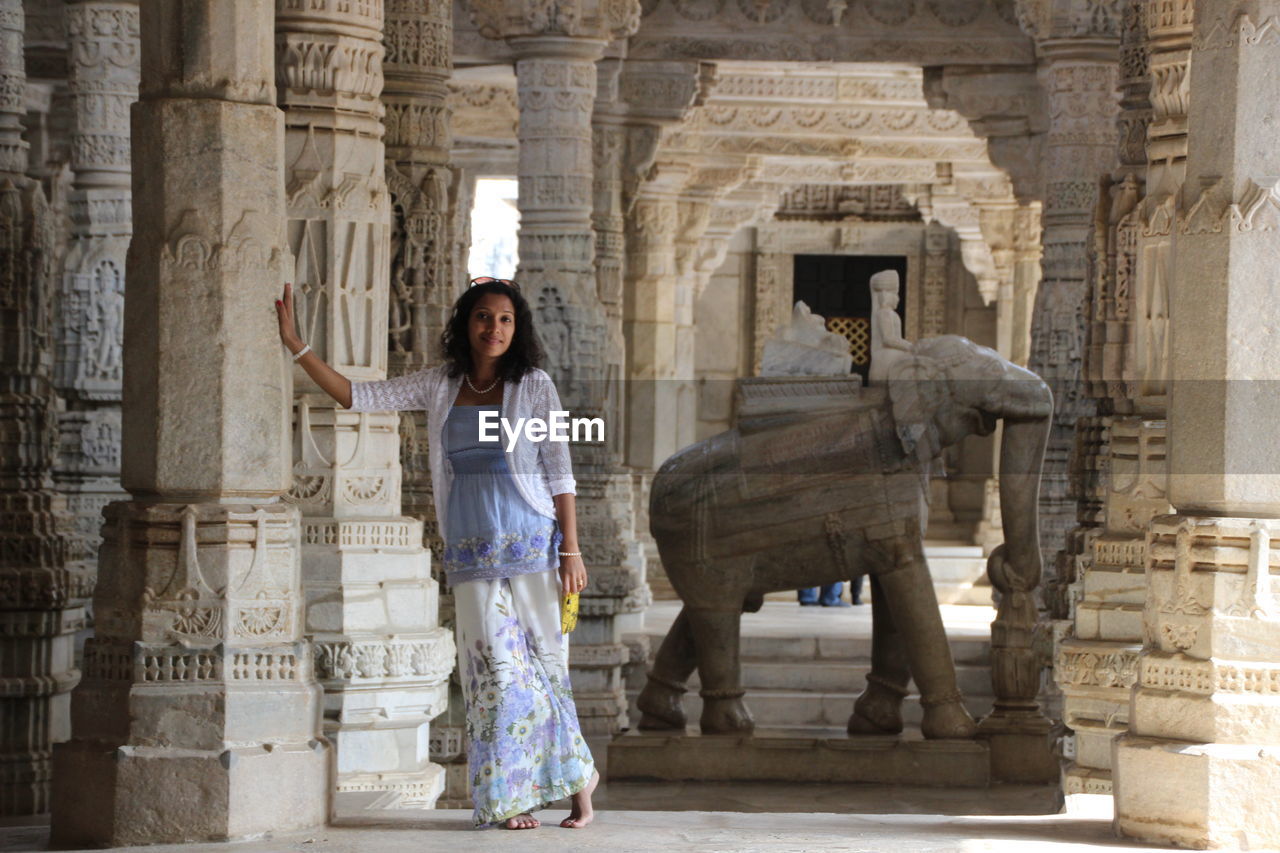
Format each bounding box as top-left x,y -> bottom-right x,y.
3,602 -> 1181,851
2,799 -> 1187,852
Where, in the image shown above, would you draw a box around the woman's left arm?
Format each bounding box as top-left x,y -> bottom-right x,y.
537,375 -> 585,595
553,493 -> 586,596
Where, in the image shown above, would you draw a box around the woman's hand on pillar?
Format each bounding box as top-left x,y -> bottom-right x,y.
275,282 -> 354,409
275,282 -> 305,354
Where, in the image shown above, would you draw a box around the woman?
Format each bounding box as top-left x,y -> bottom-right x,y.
275,277 -> 599,830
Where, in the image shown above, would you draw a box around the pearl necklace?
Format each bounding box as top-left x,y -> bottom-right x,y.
465,372 -> 499,395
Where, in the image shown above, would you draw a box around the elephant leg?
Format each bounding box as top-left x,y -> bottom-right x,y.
849,574 -> 911,735
874,543 -> 977,739
687,606 -> 753,735
637,606 -> 697,730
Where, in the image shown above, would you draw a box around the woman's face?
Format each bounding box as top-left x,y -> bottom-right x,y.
468,292 -> 517,361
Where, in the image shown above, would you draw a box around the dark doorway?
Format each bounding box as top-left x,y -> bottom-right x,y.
793,254 -> 908,380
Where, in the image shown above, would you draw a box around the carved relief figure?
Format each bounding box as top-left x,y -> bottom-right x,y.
90,262 -> 124,381
637,333 -> 1052,739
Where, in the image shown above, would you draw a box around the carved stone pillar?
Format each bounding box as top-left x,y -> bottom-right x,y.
0,0 -> 78,818
276,0 -> 453,807
53,0 -> 137,625
382,0 -> 468,806
385,0 -> 456,374
1030,28 -> 1121,620
1113,0 -> 1280,845
50,1 -> 328,844
1054,0 -> 1174,801
466,0 -> 641,735
625,161 -> 687,475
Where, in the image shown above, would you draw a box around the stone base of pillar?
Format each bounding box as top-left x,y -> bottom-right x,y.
977,712 -> 1058,783
1115,735 -> 1280,849
334,763 -> 446,810
1062,763 -> 1112,797
52,738 -> 328,847
0,595 -> 86,816
1112,515 -> 1280,850
429,715 -> 470,809
320,660 -> 452,808
50,501 -> 330,846
568,626 -> 629,736
298,506 -> 453,806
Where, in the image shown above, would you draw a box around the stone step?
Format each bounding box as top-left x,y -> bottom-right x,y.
626,687 -> 994,730
927,546 -> 993,606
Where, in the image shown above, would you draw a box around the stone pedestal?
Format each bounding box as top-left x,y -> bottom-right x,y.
53,503 -> 327,845
49,1 -> 328,844
609,729 -> 991,786
1115,517 -> 1280,848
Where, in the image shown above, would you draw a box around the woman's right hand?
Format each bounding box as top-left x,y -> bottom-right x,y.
275,282 -> 304,354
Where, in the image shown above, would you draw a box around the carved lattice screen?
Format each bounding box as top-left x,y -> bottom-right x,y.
825,316 -> 870,367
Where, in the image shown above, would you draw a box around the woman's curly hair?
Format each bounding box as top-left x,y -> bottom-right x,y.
440,280 -> 545,382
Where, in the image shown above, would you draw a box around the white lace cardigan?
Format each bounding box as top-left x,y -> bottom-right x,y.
347,364 -> 576,535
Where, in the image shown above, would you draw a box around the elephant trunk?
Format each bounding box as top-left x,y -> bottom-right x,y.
985,406 -> 1052,716
996,413 -> 1050,590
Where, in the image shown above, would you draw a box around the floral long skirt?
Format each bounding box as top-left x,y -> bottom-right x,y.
454,567 -> 596,826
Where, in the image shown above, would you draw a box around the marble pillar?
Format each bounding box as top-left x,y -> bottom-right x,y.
468,0 -> 642,734
1055,0 -> 1190,801
1113,0 -> 1280,846
54,0 -> 136,613
383,0 -> 468,806
1026,10 -> 1121,621
276,0 -> 453,807
50,1 -> 328,844
0,0 -> 79,818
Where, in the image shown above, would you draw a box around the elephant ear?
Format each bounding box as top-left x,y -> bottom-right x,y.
886,353 -> 947,465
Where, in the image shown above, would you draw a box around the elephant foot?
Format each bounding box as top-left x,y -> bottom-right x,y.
636,674 -> 687,731
698,689 -> 754,735
921,693 -> 978,739
848,675 -> 907,736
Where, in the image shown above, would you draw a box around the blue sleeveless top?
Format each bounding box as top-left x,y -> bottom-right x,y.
441,405 -> 562,586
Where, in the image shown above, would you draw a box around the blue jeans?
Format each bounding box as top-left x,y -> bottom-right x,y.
797,576 -> 864,606
798,582 -> 844,606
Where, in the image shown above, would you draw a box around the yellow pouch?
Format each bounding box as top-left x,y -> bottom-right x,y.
560,592 -> 579,634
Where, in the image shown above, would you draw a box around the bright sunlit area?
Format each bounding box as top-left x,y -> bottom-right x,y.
467,177 -> 519,280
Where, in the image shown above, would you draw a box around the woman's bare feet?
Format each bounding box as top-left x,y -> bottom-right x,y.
503,812 -> 539,829
560,770 -> 600,829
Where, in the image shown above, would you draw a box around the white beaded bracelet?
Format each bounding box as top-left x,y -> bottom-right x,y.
558,551 -> 582,557
291,344 -> 312,361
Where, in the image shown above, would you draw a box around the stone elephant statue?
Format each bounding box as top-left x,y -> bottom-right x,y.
636,334 -> 1052,739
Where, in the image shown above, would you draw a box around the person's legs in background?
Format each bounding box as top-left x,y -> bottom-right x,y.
850,575 -> 865,605
797,586 -> 819,605
819,582 -> 850,607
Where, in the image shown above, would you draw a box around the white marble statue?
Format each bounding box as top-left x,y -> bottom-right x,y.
868,270 -> 913,384
760,300 -> 853,377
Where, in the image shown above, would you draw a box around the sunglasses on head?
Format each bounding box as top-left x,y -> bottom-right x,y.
469,276 -> 519,290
